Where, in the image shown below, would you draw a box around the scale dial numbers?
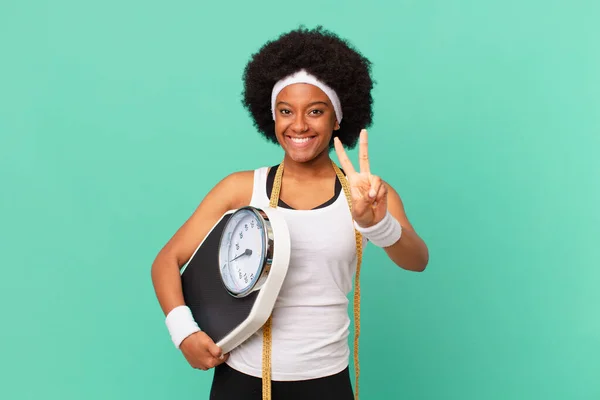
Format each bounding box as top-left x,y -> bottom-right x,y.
218,208 -> 268,297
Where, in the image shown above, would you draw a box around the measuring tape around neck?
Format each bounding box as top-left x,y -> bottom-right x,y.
262,160 -> 363,400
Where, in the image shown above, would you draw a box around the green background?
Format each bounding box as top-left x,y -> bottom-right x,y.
1,0 -> 598,399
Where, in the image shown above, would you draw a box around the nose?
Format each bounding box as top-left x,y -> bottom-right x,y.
291,113 -> 308,133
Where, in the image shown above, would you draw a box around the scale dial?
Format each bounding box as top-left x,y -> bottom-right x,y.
218,207 -> 273,297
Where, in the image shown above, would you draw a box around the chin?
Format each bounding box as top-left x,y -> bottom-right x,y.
286,152 -> 317,163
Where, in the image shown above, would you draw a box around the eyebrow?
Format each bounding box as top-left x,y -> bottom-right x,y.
276,101 -> 330,107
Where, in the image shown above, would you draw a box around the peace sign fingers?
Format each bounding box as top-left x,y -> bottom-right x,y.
333,136 -> 357,175
333,129 -> 389,227
358,129 -> 370,175
334,129 -> 370,176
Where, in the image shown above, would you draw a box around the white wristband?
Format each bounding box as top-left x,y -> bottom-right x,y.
165,305 -> 201,348
354,211 -> 402,248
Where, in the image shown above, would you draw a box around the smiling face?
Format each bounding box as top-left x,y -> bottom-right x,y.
273,83 -> 340,164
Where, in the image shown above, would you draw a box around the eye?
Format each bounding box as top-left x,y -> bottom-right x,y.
279,109 -> 291,115
309,109 -> 324,116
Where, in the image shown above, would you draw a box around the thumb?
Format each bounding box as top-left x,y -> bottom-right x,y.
207,341 -> 223,358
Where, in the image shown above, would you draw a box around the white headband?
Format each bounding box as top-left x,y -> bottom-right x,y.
271,69 -> 343,123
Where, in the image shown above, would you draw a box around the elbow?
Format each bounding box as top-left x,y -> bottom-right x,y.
413,257 -> 429,272
150,249 -> 172,282
417,247 -> 430,271
150,255 -> 161,284
403,258 -> 428,272
397,245 -> 429,272
415,246 -> 430,272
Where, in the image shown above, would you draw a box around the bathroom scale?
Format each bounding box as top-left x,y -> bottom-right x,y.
180,206 -> 291,354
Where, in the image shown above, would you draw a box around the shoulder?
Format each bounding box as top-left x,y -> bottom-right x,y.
219,169 -> 255,188
210,169 -> 257,210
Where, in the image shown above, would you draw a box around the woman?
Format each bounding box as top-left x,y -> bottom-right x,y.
151,26 -> 429,399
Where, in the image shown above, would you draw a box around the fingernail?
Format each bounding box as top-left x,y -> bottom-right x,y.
369,189 -> 376,198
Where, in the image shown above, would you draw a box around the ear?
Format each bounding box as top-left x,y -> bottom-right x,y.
334,120 -> 340,130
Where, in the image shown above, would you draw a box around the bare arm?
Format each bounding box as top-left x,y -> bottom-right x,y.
150,170 -> 254,370
382,182 -> 429,272
151,171 -> 254,316
333,130 -> 428,273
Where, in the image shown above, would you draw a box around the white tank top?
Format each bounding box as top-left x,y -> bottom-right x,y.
226,166 -> 366,381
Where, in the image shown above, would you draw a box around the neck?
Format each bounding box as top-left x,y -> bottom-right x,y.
282,149 -> 334,179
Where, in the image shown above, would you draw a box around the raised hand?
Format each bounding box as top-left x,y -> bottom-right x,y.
334,129 -> 388,228
179,331 -> 229,371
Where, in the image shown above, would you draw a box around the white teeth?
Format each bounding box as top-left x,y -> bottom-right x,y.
290,137 -> 312,143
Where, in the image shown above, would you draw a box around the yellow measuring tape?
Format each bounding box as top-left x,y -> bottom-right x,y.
262,160 -> 363,400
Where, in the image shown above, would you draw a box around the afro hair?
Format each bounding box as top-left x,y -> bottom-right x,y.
241,26 -> 375,150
